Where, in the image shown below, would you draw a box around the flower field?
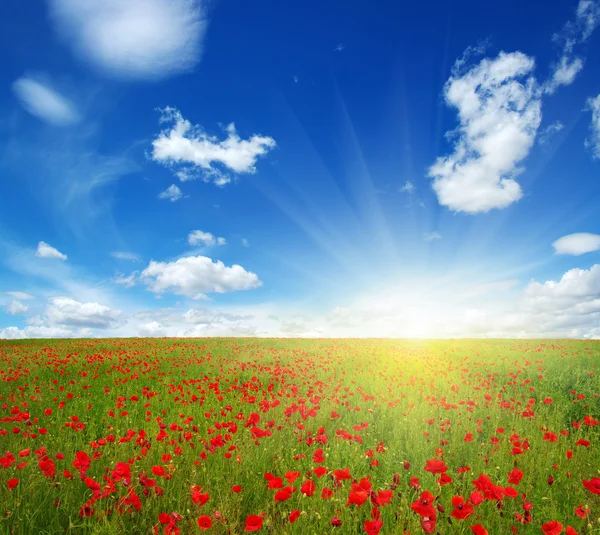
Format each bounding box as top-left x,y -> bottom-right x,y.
0,338 -> 599,534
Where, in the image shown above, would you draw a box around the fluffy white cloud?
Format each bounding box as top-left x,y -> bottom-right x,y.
585,93 -> 600,159
137,321 -> 166,337
0,325 -> 76,339
158,184 -> 183,202
13,76 -> 80,126
151,107 -> 276,186
525,264 -> 600,301
553,233 -> 600,255
45,297 -> 122,329
140,255 -> 262,299
48,0 -> 206,80
424,231 -> 442,242
35,241 -> 67,260
241,238 -> 249,247
545,56 -> 584,95
538,121 -> 565,145
4,291 -> 34,300
188,230 -> 227,247
111,251 -> 141,262
545,0 -> 600,94
429,51 -> 541,213
5,301 -> 28,315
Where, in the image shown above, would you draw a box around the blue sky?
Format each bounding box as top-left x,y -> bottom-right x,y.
1,0 -> 600,338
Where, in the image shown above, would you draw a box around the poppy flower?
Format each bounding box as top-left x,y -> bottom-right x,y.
289,510 -> 300,524
424,458 -> 448,474
508,468 -> 523,485
364,520 -> 383,534
541,520 -> 563,535
411,491 -> 436,518
471,525 -> 488,535
7,478 -> 19,490
565,527 -> 578,535
583,478 -> 600,494
196,515 -> 212,530
451,496 -> 474,520
244,515 -> 263,531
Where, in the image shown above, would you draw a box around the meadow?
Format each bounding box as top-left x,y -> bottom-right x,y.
0,338 -> 599,535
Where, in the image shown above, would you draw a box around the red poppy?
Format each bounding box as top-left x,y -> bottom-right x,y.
7,478 -> 19,490
541,520 -> 563,535
244,515 -> 263,531
289,510 -> 300,524
411,491 -> 436,518
471,525 -> 488,535
364,520 -> 383,534
508,468 -> 523,485
451,496 -> 474,520
196,515 -> 212,530
424,458 -> 448,474
583,477 -> 600,494
565,527 -> 578,535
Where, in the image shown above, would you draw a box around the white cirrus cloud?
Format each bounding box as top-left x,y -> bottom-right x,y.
424,231 -> 442,242
585,93 -> 600,159
12,76 -> 80,126
158,184 -> 183,202
552,233 -> 600,255
151,107 -> 276,186
538,121 -> 565,145
399,180 -> 415,194
45,296 -> 122,329
113,272 -> 138,288
35,241 -> 67,260
5,301 -> 28,315
140,255 -> 262,299
429,51 -> 541,214
47,0 -> 206,80
545,0 -> 600,94
188,230 -> 227,247
111,251 -> 141,262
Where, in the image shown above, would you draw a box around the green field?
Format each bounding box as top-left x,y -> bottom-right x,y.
0,338 -> 599,534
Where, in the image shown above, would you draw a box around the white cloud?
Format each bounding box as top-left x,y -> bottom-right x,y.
585,93 -> 600,159
4,291 -> 34,300
137,321 -> 166,337
545,56 -> 584,94
12,76 -> 80,126
524,265 -> 600,304
140,255 -> 262,299
111,251 -> 141,262
188,230 -> 227,247
0,325 -> 76,339
158,184 -> 183,202
429,51 -> 541,214
399,180 -> 415,194
424,231 -> 442,242
35,241 -> 67,261
241,238 -> 249,247
48,0 -> 206,80
553,233 -> 600,255
151,107 -> 276,186
45,297 -> 121,329
545,0 -> 600,94
538,121 -> 565,145
113,272 -> 138,288
5,301 -> 28,315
